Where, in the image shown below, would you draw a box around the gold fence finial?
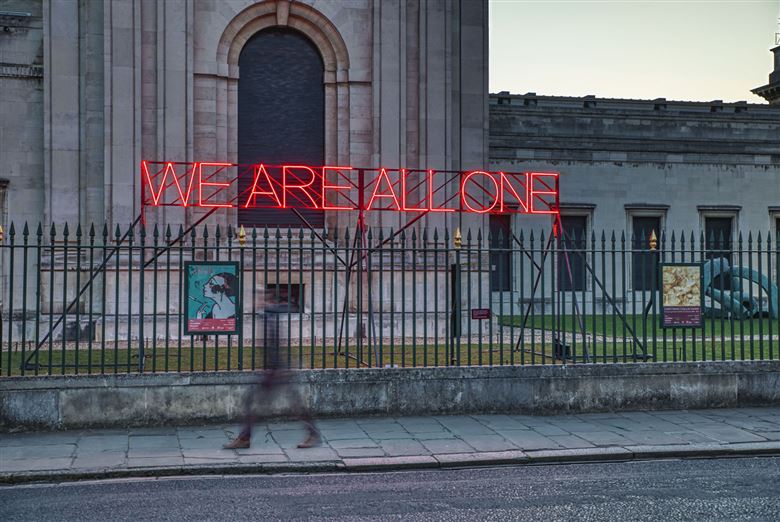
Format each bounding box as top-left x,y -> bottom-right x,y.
454,227 -> 462,249
238,225 -> 247,247
0,225 -> 5,243
649,229 -> 657,251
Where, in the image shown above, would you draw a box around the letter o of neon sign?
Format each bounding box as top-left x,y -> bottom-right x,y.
461,171 -> 499,213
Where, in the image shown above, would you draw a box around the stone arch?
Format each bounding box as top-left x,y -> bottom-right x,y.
212,1 -> 352,229
218,1 -> 349,79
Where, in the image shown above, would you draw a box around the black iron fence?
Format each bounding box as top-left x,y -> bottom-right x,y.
0,222 -> 778,376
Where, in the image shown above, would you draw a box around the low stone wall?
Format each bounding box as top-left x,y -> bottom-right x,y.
3,361 -> 780,431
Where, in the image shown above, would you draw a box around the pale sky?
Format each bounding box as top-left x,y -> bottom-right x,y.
489,0 -> 780,103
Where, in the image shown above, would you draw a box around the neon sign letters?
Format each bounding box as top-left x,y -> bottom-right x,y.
141,161 -> 559,215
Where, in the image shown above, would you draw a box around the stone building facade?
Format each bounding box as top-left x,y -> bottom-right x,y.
0,0 -> 490,232
489,92 -> 780,239
0,0 -> 778,346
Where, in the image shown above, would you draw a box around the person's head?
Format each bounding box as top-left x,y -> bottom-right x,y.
203,272 -> 238,300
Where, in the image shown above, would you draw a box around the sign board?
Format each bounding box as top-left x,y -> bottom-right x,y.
660,263 -> 703,328
141,162 -> 559,216
471,308 -> 491,320
184,261 -> 241,335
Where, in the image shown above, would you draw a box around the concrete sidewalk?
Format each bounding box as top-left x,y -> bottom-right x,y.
4,407 -> 780,484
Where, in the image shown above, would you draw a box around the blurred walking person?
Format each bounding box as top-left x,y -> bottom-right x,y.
224,291 -> 320,449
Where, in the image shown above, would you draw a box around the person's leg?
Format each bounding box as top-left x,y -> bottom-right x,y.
284,370 -> 320,448
224,372 -> 267,449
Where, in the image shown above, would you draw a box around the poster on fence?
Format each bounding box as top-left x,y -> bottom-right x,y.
184,261 -> 241,335
660,263 -> 703,328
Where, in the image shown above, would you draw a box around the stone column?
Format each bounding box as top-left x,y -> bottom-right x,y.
43,0 -> 81,226
103,0 -> 142,227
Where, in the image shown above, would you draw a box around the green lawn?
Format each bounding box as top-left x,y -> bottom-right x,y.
2,342 -> 519,377
500,313 -> 780,339
3,331 -> 779,377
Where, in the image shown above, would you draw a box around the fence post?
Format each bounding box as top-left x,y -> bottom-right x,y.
450,227 -> 462,366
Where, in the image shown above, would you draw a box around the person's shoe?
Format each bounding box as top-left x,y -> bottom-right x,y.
297,431 -> 321,449
223,437 -> 250,449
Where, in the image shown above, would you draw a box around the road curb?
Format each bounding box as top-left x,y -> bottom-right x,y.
3,443 -> 780,485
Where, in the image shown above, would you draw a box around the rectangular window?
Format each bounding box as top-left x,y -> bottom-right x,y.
704,216 -> 733,260
632,216 -> 661,290
489,215 -> 512,292
558,215 -> 587,291
776,217 -> 780,242
265,283 -> 303,312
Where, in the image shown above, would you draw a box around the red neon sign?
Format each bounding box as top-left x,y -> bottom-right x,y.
141,161 -> 559,215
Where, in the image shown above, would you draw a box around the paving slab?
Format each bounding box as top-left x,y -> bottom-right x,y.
419,439 -> 475,454
549,435 -> 596,449
4,407 -> 780,484
334,447 -> 386,458
495,429 -> 560,450
378,439 -> 430,456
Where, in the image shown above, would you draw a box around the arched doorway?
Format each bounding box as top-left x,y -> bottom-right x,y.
238,28 -> 325,227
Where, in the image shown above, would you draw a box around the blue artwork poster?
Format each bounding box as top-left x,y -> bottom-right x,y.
184,261 -> 241,335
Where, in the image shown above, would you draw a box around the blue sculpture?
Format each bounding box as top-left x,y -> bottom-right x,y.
702,258 -> 779,319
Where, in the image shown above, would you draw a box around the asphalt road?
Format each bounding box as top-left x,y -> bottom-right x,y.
2,457 -> 780,521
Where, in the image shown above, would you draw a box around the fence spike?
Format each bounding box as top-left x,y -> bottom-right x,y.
227,224 -> 233,241
152,223 -> 159,239
367,227 -> 373,241
518,229 -> 524,244
411,227 -> 417,242
443,227 -> 449,241
89,223 -> 96,238
298,227 -> 304,240
747,231 -> 753,247
23,222 -> 29,237
263,226 -> 269,239
202,225 -> 209,240
757,230 -> 762,246
251,226 -> 258,240
214,224 -> 221,239
62,222 -> 68,238
165,224 -> 172,239
286,227 -> 292,239
432,227 -> 437,242
37,222 -> 44,238
379,227 -> 385,241
344,227 -> 350,242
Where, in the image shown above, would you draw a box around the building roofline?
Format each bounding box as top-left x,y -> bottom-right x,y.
489,91 -> 771,108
